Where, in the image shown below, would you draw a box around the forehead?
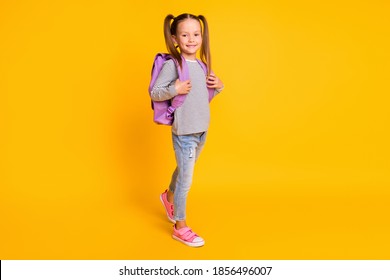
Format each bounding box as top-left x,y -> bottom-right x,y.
176,18 -> 201,32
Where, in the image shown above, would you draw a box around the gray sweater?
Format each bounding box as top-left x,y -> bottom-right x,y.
151,59 -> 220,135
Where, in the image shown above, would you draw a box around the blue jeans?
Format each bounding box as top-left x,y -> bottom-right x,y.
169,131 -> 207,221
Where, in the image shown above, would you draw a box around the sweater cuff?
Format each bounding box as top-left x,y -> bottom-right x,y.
215,85 -> 224,94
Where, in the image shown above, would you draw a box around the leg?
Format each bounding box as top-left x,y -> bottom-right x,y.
168,132 -> 207,205
167,168 -> 178,203
172,133 -> 197,223
170,132 -> 207,247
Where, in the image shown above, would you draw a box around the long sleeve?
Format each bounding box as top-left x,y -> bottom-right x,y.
150,60 -> 179,102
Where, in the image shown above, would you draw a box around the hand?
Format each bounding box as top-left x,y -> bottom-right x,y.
207,73 -> 224,90
175,79 -> 191,95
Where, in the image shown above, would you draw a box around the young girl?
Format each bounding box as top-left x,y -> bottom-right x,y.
151,13 -> 224,247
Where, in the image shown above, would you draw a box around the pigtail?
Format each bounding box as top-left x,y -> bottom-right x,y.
198,15 -> 211,76
164,14 -> 183,68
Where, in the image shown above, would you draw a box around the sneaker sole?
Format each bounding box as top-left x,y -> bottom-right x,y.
172,235 -> 205,247
160,194 -> 176,223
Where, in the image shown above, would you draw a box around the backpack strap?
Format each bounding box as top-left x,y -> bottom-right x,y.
170,58 -> 189,109
196,59 -> 215,102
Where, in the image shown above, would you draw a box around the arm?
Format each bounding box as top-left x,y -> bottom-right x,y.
150,60 -> 178,102
150,60 -> 193,101
207,73 -> 224,96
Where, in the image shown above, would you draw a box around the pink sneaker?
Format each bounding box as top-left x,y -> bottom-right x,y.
160,190 -> 175,223
172,226 -> 205,247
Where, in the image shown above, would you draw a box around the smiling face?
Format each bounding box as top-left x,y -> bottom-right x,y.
172,18 -> 202,60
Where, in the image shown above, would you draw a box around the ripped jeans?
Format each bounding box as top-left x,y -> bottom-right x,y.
169,131 -> 207,221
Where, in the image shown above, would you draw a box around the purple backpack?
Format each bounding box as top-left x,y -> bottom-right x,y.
148,53 -> 215,125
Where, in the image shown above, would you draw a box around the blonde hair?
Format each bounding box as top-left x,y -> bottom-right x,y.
164,13 -> 211,75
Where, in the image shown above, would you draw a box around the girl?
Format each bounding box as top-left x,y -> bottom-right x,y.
151,13 -> 224,247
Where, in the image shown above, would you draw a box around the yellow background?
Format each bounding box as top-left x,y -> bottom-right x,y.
1,0 -> 389,259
